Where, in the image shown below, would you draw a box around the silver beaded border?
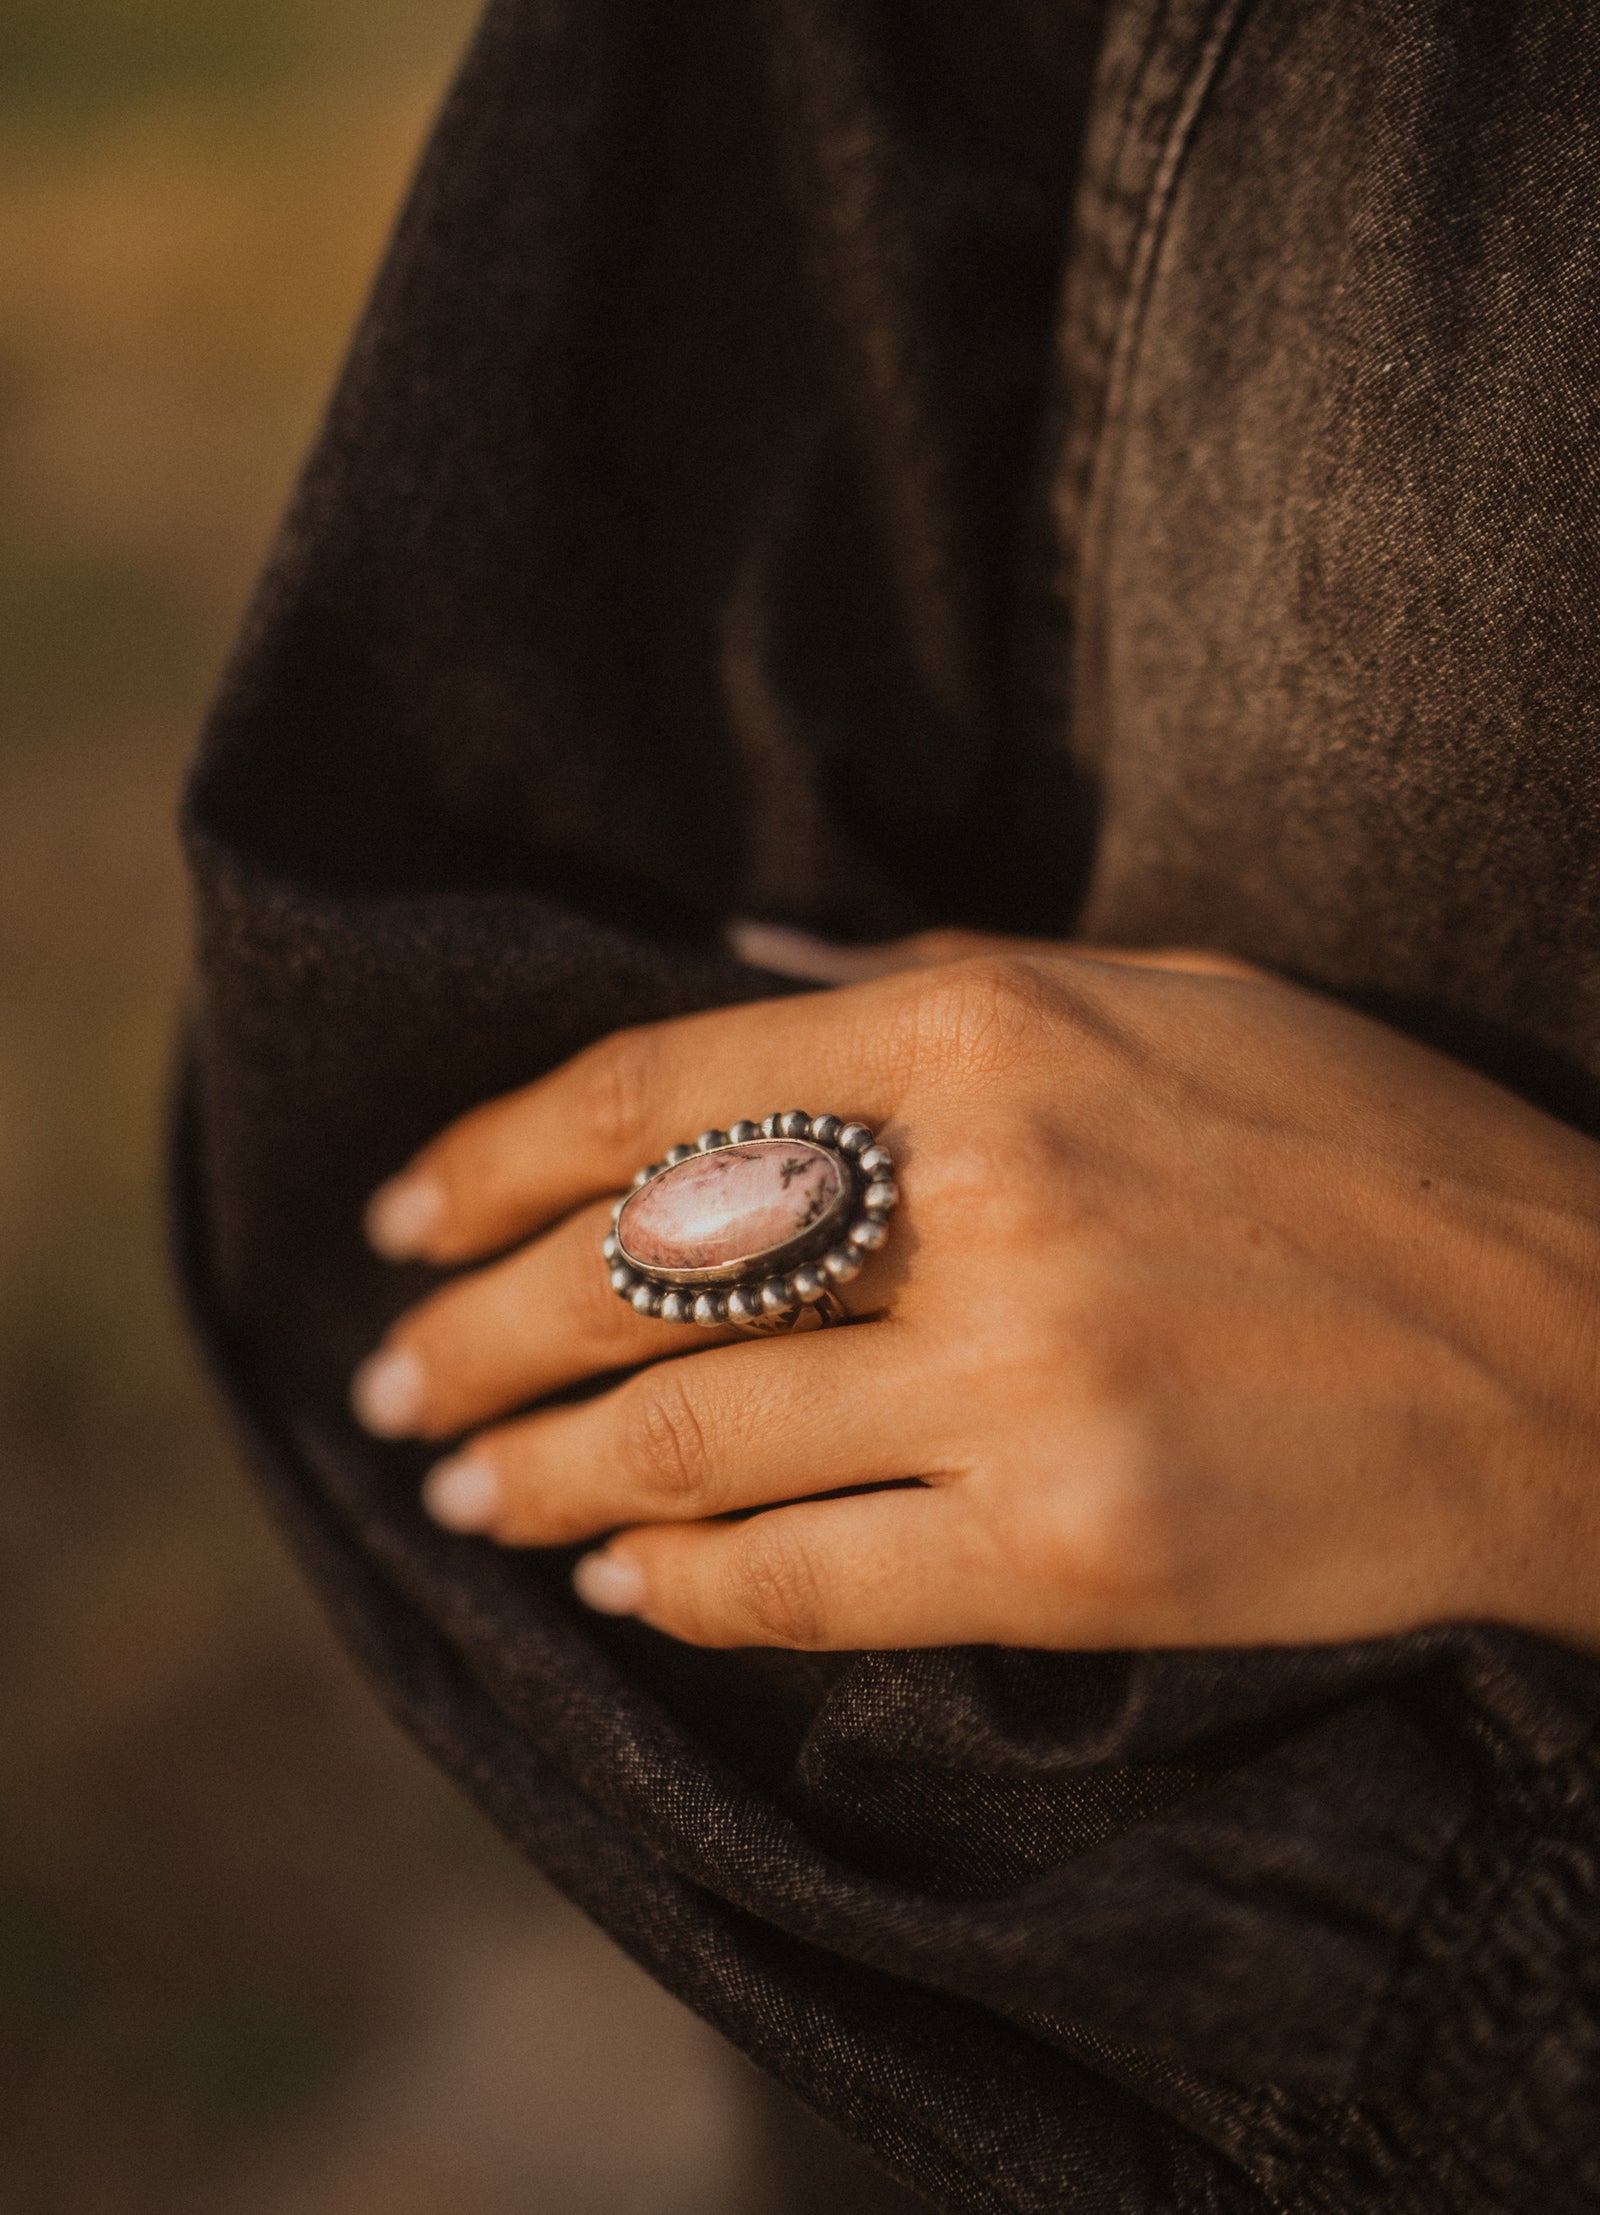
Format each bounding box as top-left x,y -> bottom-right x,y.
601,1113 -> 898,1330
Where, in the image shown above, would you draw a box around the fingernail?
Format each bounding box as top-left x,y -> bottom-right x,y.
572,1551 -> 647,1616
421,1453 -> 501,1533
365,1175 -> 445,1260
350,1347 -> 426,1437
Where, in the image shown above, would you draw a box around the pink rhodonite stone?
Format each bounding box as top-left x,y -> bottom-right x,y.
618,1140 -> 846,1276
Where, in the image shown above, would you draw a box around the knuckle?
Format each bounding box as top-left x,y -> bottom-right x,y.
955,1108 -> 1060,1197
575,1025 -> 659,1157
922,1110 -> 1087,1246
923,950 -> 1140,1089
1062,1420 -> 1194,1627
724,1519 -> 826,1647
902,956 -> 1061,1089
952,952 -> 1055,1029
617,1368 -> 720,1510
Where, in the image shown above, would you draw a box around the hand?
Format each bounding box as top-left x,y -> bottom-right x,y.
349,937 -> 1600,1654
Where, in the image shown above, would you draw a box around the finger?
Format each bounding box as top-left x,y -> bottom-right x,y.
570,1484 -> 1003,1649
365,980 -> 909,1267
419,1319 -> 939,1545
350,1199 -> 746,1441
729,919 -> 1266,988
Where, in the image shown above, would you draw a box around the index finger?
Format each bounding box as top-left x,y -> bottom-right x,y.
364,976 -> 910,1265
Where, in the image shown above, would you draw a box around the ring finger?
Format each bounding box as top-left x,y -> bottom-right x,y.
420,1319 -> 945,1547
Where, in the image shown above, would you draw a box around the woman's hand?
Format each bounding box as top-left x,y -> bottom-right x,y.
349,939 -> 1600,1655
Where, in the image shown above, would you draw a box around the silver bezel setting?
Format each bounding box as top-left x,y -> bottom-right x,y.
602,1113 -> 898,1332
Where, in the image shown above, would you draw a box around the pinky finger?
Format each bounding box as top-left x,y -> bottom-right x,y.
572,1485 -> 1002,1652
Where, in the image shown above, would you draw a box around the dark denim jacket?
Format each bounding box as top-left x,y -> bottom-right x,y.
177,3 -> 1600,2205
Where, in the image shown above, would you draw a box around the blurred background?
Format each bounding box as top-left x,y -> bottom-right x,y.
0,4 -> 771,2207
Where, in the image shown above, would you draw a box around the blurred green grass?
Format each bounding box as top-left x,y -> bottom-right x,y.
0,6 -> 569,2208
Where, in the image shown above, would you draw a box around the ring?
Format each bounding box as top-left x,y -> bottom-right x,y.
602,1114 -> 898,1335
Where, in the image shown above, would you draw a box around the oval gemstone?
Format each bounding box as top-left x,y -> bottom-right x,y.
617,1139 -> 849,1283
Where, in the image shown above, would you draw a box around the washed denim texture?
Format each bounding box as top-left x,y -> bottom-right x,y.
177,1 -> 1600,2205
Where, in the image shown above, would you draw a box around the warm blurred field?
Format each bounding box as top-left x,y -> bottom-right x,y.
0,6 -> 757,2209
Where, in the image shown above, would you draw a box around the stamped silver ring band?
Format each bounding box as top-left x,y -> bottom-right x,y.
602,1114 -> 898,1336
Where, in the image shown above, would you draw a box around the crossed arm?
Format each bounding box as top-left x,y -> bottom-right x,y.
349,932 -> 1600,1655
